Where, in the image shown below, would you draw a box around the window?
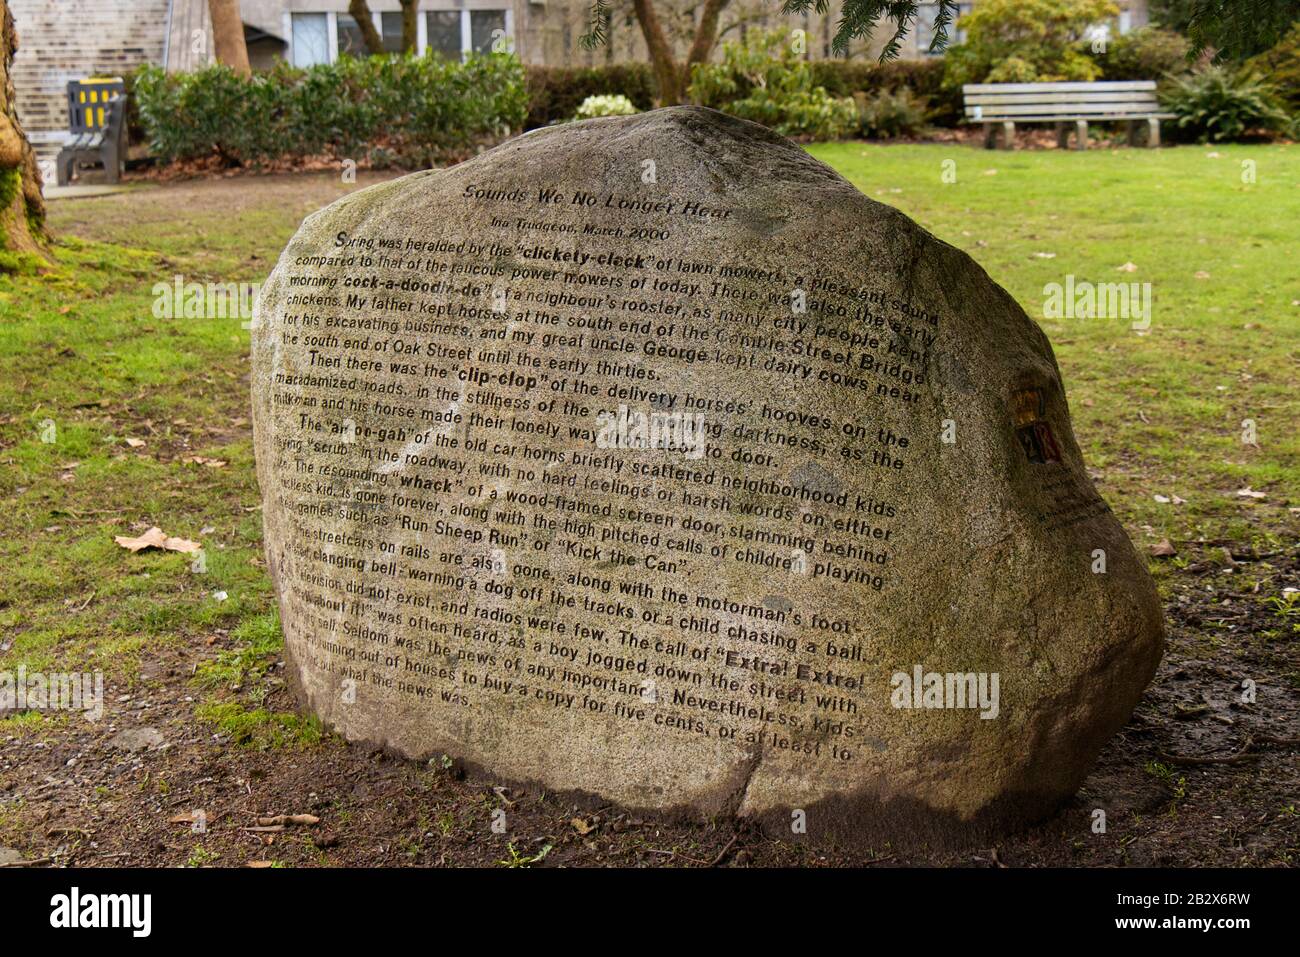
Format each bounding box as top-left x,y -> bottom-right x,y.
914,2 -> 972,56
289,7 -> 512,65
426,10 -> 461,60
470,10 -> 508,55
290,13 -> 330,67
337,14 -> 368,58
379,12 -> 405,53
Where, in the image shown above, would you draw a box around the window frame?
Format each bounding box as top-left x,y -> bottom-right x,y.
286,7 -> 514,66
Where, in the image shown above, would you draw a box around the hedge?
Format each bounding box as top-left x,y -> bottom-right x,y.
809,58 -> 962,126
133,53 -> 972,169
133,52 -> 527,168
524,64 -> 658,129
527,58 -> 962,130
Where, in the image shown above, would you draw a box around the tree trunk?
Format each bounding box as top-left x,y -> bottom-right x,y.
685,0 -> 730,71
631,0 -> 730,105
399,0 -> 418,53
207,0 -> 251,76
348,0 -> 385,55
0,0 -> 47,263
631,0 -> 684,104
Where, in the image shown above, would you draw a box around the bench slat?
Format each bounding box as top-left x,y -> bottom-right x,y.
963,81 -> 1156,93
967,112 -> 1175,122
966,103 -> 1168,117
965,91 -> 1161,105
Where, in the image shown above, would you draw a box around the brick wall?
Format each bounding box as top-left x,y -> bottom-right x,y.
11,0 -> 173,158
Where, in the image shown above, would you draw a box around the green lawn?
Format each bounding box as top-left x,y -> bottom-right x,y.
0,143 -> 1296,726
807,142 -> 1299,545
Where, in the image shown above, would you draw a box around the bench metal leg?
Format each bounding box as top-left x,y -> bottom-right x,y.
56,148 -> 75,186
1146,117 -> 1160,148
100,141 -> 122,184
1074,120 -> 1088,151
1055,123 -> 1070,149
1000,121 -> 1016,150
982,123 -> 997,149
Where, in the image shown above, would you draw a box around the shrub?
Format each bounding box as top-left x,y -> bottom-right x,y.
688,30 -> 858,140
856,87 -> 929,138
133,52 -> 528,168
944,0 -> 1120,88
573,94 -> 640,120
1098,26 -> 1193,81
524,64 -> 657,129
1244,22 -> 1300,113
1160,67 -> 1294,141
809,58 -> 963,126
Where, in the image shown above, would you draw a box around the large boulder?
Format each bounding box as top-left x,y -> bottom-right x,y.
251,106 -> 1163,845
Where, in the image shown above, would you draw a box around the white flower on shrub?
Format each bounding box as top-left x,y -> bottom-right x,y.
574,94 -> 640,121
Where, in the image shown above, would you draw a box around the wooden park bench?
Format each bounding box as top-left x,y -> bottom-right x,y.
55,78 -> 127,185
961,81 -> 1174,150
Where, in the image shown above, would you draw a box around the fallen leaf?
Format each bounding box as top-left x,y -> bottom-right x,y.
183,456 -> 227,468
1195,271 -> 1211,279
1236,488 -> 1267,499
1150,540 -> 1177,557
114,526 -> 201,554
1115,262 -> 1138,272
571,817 -> 595,835
1033,251 -> 1056,259
124,437 -> 146,448
255,814 -> 319,827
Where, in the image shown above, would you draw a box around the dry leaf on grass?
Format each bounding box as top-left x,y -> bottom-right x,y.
183,455 -> 227,468
1150,540 -> 1178,557
255,814 -> 319,827
114,526 -> 201,554
124,437 -> 146,448
571,818 -> 595,835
